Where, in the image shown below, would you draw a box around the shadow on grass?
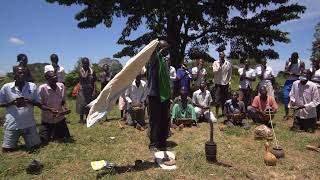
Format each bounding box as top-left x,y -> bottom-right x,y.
167,141 -> 178,149
207,160 -> 233,168
96,160 -> 156,179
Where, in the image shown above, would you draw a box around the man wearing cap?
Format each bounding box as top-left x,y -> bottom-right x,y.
44,54 -> 66,84
38,71 -> 71,144
212,51 -> 232,117
289,70 -> 319,133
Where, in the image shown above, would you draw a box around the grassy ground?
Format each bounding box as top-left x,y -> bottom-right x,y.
1,69 -> 320,180
0,99 -> 319,180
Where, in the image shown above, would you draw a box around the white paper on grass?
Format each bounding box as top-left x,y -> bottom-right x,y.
86,39 -> 159,127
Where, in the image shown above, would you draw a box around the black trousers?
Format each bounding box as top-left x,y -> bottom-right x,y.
39,119 -> 71,143
148,96 -> 170,148
293,117 -> 316,132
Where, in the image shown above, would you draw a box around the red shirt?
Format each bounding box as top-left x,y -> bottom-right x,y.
251,95 -> 278,112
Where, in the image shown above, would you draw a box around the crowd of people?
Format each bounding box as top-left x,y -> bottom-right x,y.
0,47 -> 319,153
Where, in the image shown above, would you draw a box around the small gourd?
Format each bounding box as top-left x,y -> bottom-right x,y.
264,142 -> 277,166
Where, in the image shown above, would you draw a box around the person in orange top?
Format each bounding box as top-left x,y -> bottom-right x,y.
247,86 -> 278,124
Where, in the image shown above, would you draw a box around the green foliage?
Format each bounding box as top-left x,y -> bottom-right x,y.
46,0 -> 305,66
311,22 -> 320,61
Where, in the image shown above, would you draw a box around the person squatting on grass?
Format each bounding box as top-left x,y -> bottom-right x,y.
289,70 -> 320,133
0,66 -> 55,152
224,91 -> 250,129
192,81 -> 217,123
247,86 -> 278,126
38,71 -> 71,144
171,86 -> 197,129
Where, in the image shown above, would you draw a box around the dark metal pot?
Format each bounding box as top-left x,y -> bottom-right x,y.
271,147 -> 285,158
205,121 -> 217,162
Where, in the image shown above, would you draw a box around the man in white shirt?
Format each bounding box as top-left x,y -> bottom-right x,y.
125,74 -> 148,129
289,70 -> 319,133
44,54 -> 66,83
256,58 -> 275,97
167,58 -> 177,98
311,59 -> 320,122
192,59 -> 207,90
192,81 -> 217,123
212,51 -> 232,117
238,59 -> 256,108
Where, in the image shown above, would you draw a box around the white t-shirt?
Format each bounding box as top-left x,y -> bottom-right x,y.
169,66 -> 176,88
238,68 -> 256,89
256,65 -> 274,87
192,89 -> 212,107
192,67 -> 207,86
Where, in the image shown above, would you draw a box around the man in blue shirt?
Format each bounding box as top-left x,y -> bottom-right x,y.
176,63 -> 192,97
0,66 -> 55,152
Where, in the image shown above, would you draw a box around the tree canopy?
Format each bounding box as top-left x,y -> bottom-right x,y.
311,22 -> 320,61
46,0 -> 305,66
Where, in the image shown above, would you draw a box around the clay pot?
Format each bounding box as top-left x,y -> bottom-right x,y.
205,141 -> 217,162
271,147 -> 285,158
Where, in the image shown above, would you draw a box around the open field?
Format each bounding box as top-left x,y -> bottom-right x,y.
0,98 -> 319,180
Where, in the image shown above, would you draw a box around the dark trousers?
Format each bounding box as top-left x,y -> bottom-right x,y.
239,88 -> 253,109
148,96 -> 170,149
39,119 -> 71,144
293,117 -> 316,132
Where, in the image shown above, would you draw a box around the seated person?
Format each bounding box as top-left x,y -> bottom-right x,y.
224,91 -> 250,129
247,86 -> 278,125
125,74 -> 147,130
38,71 -> 71,144
192,81 -> 217,122
171,86 -> 197,128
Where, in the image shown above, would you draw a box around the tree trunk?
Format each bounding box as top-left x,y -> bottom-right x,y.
166,13 -> 183,69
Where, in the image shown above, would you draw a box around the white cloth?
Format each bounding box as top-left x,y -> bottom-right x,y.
289,80 -> 320,119
311,68 -> 320,89
212,60 -> 232,85
285,59 -> 303,81
238,68 -> 256,89
256,65 -> 274,87
169,66 -> 176,88
125,80 -> 147,106
194,107 -> 217,122
87,39 -> 159,127
44,64 -> 66,83
192,67 -> 207,86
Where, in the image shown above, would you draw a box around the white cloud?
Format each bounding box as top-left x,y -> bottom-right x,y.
8,37 -> 25,45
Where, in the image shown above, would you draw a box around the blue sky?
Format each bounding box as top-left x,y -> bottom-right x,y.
0,0 -> 319,75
